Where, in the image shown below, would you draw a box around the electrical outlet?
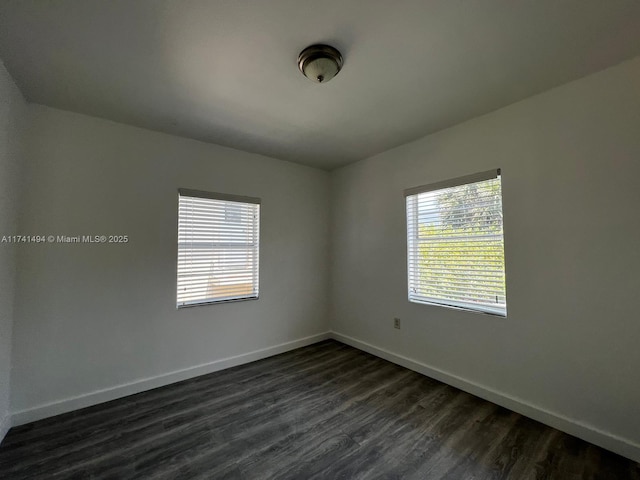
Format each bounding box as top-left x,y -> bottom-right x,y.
393,317 -> 401,329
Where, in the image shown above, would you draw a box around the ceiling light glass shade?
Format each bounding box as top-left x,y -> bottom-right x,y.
298,44 -> 343,84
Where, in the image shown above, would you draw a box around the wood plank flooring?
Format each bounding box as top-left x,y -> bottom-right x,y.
1,340 -> 639,479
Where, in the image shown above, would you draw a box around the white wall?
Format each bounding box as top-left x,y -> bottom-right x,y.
0,61 -> 28,441
11,105 -> 330,420
330,57 -> 640,461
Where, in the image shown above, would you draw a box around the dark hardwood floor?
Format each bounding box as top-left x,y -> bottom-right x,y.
1,340 -> 639,479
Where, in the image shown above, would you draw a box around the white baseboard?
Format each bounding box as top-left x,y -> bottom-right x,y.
0,413 -> 10,444
11,332 -> 331,427
330,331 -> 640,464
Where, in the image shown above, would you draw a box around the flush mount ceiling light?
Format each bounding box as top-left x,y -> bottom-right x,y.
298,44 -> 343,84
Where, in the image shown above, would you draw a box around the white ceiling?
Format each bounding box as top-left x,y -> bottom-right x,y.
1,1 -> 640,170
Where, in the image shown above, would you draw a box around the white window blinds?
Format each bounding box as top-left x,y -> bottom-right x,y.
405,170 -> 507,316
177,189 -> 260,307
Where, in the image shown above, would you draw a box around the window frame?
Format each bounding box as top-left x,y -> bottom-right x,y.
176,188 -> 261,308
405,169 -> 507,317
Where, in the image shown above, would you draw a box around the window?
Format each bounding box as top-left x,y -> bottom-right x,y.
177,189 -> 260,307
405,169 -> 507,316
